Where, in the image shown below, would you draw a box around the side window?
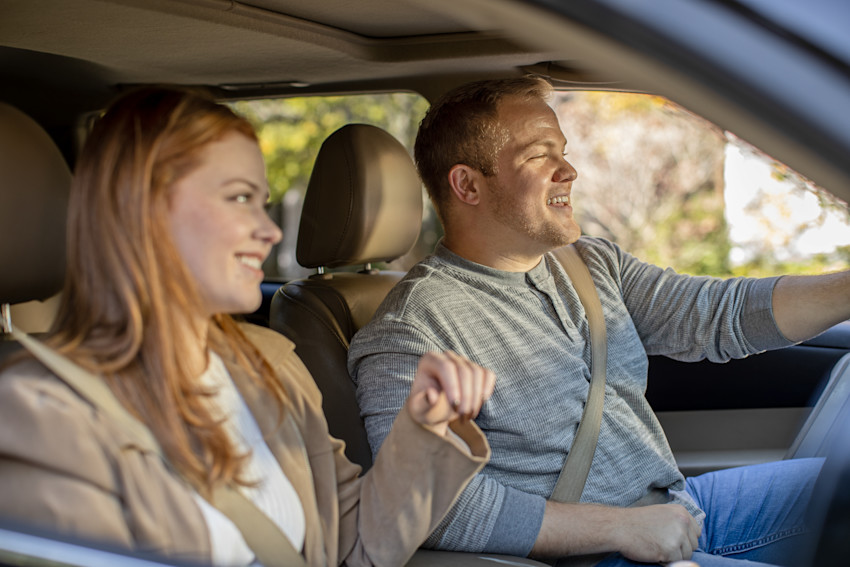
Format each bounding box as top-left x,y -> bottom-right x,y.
230,93 -> 435,280
553,91 -> 850,277
235,90 -> 850,281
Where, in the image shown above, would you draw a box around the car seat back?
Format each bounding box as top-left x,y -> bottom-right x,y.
270,124 -> 422,470
0,102 -> 70,360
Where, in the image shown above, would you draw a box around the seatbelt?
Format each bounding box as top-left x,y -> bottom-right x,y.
549,244 -> 607,503
10,326 -> 308,567
548,248 -> 672,567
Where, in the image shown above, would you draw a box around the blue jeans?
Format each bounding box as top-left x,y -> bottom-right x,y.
597,458 -> 823,566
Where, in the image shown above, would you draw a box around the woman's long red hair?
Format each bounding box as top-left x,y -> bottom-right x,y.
50,87 -> 287,491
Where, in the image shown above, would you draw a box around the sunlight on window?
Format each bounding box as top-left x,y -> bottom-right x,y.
725,138 -> 850,270
554,91 -> 850,277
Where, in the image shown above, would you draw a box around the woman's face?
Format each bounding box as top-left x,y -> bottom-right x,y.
168,132 -> 282,317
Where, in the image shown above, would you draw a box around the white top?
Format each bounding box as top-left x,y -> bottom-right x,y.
192,352 -> 306,566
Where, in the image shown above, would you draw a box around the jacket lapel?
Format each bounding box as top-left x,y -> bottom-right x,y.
222,349 -> 327,566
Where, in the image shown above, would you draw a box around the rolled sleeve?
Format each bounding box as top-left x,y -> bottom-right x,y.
484,486 -> 546,556
741,276 -> 795,351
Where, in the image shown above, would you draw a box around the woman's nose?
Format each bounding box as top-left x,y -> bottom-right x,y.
257,208 -> 283,245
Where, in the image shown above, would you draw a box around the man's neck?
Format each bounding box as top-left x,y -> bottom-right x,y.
442,234 -> 545,272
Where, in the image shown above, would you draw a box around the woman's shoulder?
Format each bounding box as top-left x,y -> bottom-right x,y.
0,356 -> 89,412
237,322 -> 321,404
235,324 -> 333,445
239,322 -> 295,363
0,357 -> 117,489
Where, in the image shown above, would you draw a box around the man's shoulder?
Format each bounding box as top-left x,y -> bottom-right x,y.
555,236 -> 628,277
350,255 -> 463,356
571,235 -> 620,259
400,252 -> 458,283
377,255 -> 461,313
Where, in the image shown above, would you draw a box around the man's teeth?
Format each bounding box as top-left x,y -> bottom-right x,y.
238,255 -> 262,269
547,196 -> 570,205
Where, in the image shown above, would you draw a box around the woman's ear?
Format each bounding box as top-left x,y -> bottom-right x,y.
447,164 -> 481,206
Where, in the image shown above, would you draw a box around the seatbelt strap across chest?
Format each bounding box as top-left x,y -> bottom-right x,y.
549,244 -> 607,503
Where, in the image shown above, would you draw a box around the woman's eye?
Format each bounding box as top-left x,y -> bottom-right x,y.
232,194 -> 251,204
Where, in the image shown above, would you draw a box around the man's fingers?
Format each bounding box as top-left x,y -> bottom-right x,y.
675,512 -> 698,562
621,504 -> 699,565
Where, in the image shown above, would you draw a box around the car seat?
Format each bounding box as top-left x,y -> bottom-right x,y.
269,123 -> 423,470
0,102 -> 70,359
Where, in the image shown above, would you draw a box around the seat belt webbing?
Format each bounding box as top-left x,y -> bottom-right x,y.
549,244 -> 607,503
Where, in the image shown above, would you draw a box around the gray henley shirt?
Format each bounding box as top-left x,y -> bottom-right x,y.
348,236 -> 791,556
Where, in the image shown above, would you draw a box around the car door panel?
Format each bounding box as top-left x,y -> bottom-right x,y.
647,322 -> 850,476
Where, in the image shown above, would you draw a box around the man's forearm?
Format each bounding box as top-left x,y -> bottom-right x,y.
772,271 -> 850,343
530,501 -> 619,558
530,501 -> 699,564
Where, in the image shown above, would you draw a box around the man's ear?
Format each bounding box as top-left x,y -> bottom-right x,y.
447,164 -> 481,206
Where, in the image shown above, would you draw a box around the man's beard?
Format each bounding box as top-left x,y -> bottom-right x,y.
489,179 -> 580,250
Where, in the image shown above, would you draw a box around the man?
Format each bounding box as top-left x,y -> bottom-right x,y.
348,77 -> 844,566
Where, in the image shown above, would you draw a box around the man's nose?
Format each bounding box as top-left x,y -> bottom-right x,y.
556,158 -> 578,182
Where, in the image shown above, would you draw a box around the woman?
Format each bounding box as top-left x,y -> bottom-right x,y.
0,87 -> 494,566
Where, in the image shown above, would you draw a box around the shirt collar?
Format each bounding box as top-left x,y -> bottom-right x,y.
433,240 -> 551,288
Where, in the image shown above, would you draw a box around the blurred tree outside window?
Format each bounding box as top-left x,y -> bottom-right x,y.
553,91 -> 850,277
235,90 -> 850,281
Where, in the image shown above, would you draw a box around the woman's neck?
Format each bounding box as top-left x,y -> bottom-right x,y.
181,315 -> 212,377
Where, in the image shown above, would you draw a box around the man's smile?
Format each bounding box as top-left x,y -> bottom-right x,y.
547,195 -> 571,207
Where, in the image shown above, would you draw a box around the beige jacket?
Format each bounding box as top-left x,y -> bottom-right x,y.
0,324 -> 489,566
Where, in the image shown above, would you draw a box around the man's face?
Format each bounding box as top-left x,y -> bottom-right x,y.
481,96 -> 581,255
